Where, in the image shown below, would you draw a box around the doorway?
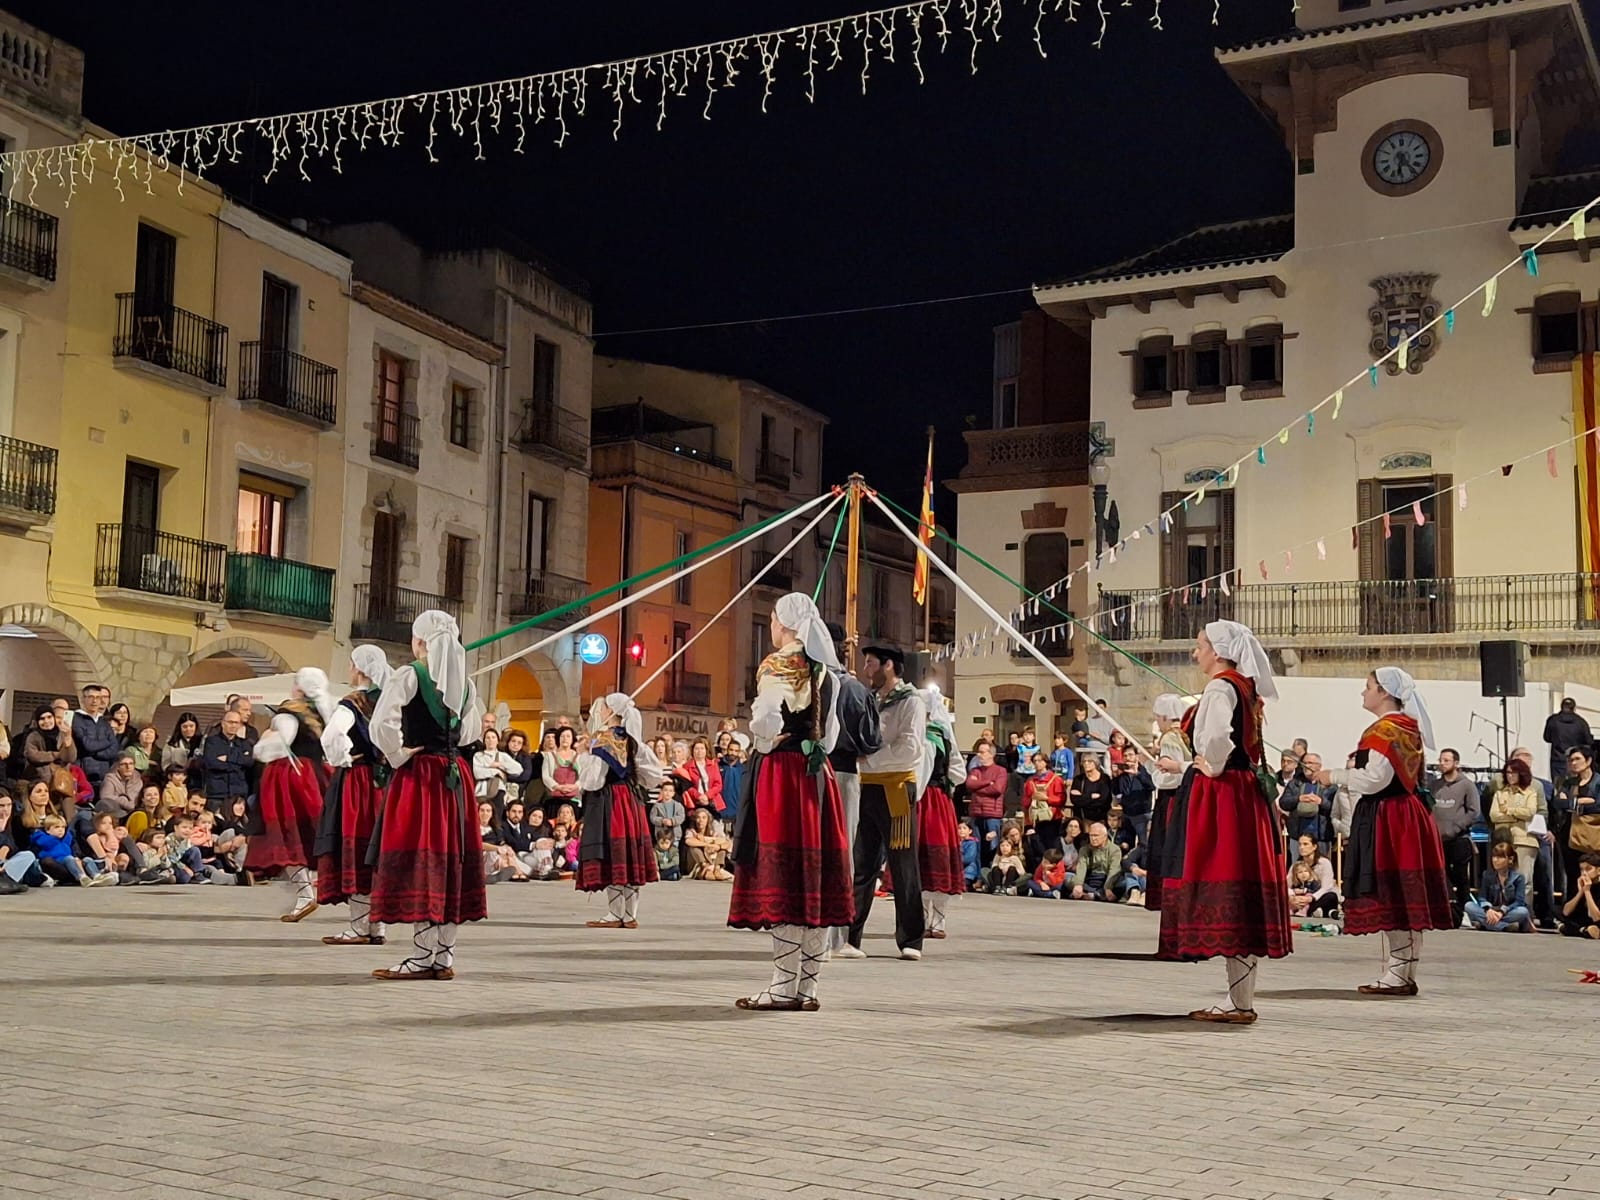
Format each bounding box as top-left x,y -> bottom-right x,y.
119,461 -> 161,589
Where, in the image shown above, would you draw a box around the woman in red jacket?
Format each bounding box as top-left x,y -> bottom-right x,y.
1022,752 -> 1067,860
680,737 -> 724,817
964,741 -> 1009,866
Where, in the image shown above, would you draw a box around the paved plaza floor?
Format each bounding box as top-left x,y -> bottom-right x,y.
3,879 -> 1598,1200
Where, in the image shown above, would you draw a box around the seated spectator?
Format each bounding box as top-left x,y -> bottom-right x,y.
1025,846 -> 1068,898
654,831 -> 681,882
164,814 -> 210,884
1118,844 -> 1148,906
1559,852 -> 1600,939
161,764 -> 190,820
499,798 -> 545,877
1062,817 -> 1084,853
20,705 -> 75,784
97,751 -> 144,822
1107,808 -> 1137,856
1466,841 -> 1530,932
129,724 -> 161,780
1048,733 -> 1076,781
957,820 -> 981,891
136,829 -> 178,885
981,829 -> 1027,895
1287,834 -> 1340,919
683,806 -> 734,880
85,811 -> 135,883
1107,729 -> 1132,769
1069,704 -> 1091,750
1068,821 -> 1121,901
32,813 -> 112,886
126,784 -> 165,842
0,788 -> 45,891
203,809 -> 247,877
479,799 -> 533,883
17,778 -> 62,838
649,778 -> 687,849
550,803 -> 579,877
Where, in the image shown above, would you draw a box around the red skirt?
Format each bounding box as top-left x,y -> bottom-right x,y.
250,758 -> 327,874
728,749 -> 853,930
1158,768 -> 1292,961
1344,794 -> 1454,936
917,786 -> 965,896
315,765 -> 383,905
576,783 -> 657,891
369,754 -> 487,925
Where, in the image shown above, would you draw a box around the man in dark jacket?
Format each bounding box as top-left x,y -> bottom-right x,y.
1277,751 -> 1335,852
825,622 -> 881,953
202,710 -> 254,807
1112,758 -> 1155,846
1544,698 -> 1593,784
71,685 -> 120,790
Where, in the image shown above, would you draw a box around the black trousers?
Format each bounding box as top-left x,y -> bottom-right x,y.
849,782 -> 924,952
1442,834 -> 1475,926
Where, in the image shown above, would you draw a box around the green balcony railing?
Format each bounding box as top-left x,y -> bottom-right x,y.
226,552 -> 335,624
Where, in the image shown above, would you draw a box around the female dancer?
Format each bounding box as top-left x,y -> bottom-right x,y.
1145,693 -> 1195,913
728,592 -> 853,1012
252,668 -> 334,922
1159,621 -> 1292,1024
917,687 -> 968,940
575,692 -> 662,927
315,645 -> 392,946
1314,668 -> 1452,995
368,611 -> 487,980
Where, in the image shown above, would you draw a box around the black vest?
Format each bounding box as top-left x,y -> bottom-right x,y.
340,695 -> 380,765
400,683 -> 454,756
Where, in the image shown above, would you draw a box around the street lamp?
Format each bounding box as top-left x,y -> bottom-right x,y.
1089,456 -> 1110,558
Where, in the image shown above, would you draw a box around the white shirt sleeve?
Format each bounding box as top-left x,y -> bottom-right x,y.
473,750 -> 501,783
573,751 -> 609,793
749,669 -> 791,754
1192,679 -> 1238,780
633,741 -> 665,793
371,665 -> 418,769
457,680 -> 484,749
321,705 -> 356,768
862,696 -> 927,776
1327,754 -> 1395,796
1152,730 -> 1191,791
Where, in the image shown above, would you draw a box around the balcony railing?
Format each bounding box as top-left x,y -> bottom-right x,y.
957,421 -> 1094,485
0,433 -> 57,519
1097,574 -> 1600,642
756,450 -> 792,487
927,616 -> 957,645
352,582 -> 460,645
747,550 -> 795,591
113,294 -> 228,390
664,670 -> 713,708
517,398 -> 587,463
226,553 -> 335,624
509,568 -> 591,622
372,408 -> 421,468
0,197 -> 58,281
240,343 -> 338,425
1011,608 -> 1074,660
94,525 -> 227,605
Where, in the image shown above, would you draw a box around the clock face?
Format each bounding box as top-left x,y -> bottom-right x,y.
1372,130 -> 1431,185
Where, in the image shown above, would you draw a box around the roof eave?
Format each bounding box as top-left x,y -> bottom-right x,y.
1033,259 -> 1291,314
1216,0 -> 1575,63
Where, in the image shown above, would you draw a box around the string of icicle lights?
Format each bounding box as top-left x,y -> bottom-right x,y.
1,0 -> 1243,203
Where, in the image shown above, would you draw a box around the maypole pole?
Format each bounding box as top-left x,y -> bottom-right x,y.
844,472 -> 865,674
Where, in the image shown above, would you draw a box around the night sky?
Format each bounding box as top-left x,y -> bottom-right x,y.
25,2 -> 1326,513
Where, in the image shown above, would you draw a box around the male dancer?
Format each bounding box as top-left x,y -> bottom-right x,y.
840,643 -> 927,961
824,622 -> 881,954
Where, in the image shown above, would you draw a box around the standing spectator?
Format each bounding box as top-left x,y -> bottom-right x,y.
97,751 -> 144,822
1286,835 -> 1340,919
649,777 -> 687,850
1113,757 -> 1156,847
163,713 -> 205,788
1048,733 -> 1075,781
542,726 -> 582,815
1432,748 -> 1482,927
129,725 -> 160,780
1014,728 -> 1040,776
471,728 -> 519,812
1085,699 -> 1114,750
1558,853 -> 1600,939
964,741 -> 1008,865
71,685 -> 120,790
1067,821 -> 1122,901
20,705 -> 75,784
1021,752 -> 1066,861
1107,729 -> 1132,769
526,730 -> 556,811
1465,841 -> 1529,932
680,737 -> 725,818
967,730 -> 995,772
997,731 -> 1021,772
1278,752 -> 1334,854
1070,753 -> 1115,826
1544,698 -> 1593,786
1068,705 -> 1091,749
720,737 -> 748,834
1489,759 -> 1541,886
0,718 -> 9,781
106,702 -> 133,749
1560,747 -> 1600,896
202,710 -> 254,809
500,730 -> 536,807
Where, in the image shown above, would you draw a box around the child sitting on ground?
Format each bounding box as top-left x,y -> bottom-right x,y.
85,811 -> 133,884
164,814 -> 209,884
161,766 -> 190,822
983,830 -> 1027,895
32,813 -> 112,886
135,829 -> 178,884
958,821 -> 982,891
654,831 -> 681,881
1025,846 -> 1068,898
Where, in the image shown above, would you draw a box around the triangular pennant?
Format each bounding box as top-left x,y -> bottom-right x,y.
1283,549 -> 1293,573
1316,537 -> 1326,561
1369,364 -> 1380,389
1502,463 -> 1514,477
1258,559 -> 1268,581
1397,337 -> 1409,371
1524,248 -> 1539,277
1332,388 -> 1343,420
1351,525 -> 1359,550
1278,426 -> 1290,445
1130,528 -> 1141,541
1549,447 -> 1560,479
1182,586 -> 1192,605
1483,276 -> 1498,318
1160,512 -> 1173,534
1143,522 -> 1155,538
1412,500 -> 1426,527
1457,483 -> 1468,511
1219,572 -> 1231,597
1383,512 -> 1392,539
1575,207 -> 1588,243
1200,578 -> 1209,599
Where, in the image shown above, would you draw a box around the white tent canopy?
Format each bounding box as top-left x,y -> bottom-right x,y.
169,673 -> 298,709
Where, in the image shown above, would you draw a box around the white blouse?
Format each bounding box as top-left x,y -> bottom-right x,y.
1152,728 -> 1192,791
370,665 -> 483,769
1326,753 -> 1395,797
749,641 -> 810,754
251,712 -> 301,764
322,705 -> 357,769
1192,678 -> 1240,780
573,737 -> 665,793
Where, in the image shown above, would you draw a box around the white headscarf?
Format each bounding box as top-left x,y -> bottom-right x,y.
294,667 -> 335,722
413,610 -> 469,715
919,685 -> 957,747
1152,693 -> 1194,720
773,592 -> 840,670
593,691 -> 644,747
351,644 -> 392,691
1203,620 -> 1279,701
1375,666 -> 1436,752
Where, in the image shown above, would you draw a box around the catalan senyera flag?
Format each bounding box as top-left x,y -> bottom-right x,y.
912,434 -> 935,607
1576,352 -> 1600,619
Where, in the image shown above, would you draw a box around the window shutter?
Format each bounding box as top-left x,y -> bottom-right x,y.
1356,478 -> 1379,582
1158,490 -> 1183,589
1218,490 -> 1237,575
1433,473 -> 1454,578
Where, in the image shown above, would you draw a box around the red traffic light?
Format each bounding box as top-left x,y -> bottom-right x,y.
627,636 -> 645,666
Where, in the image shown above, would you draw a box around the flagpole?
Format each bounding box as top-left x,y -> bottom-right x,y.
921,425 -> 934,653
844,472 -> 863,675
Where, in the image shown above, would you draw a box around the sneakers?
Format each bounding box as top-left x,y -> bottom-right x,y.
76,873 -> 95,887
835,945 -> 867,959
39,875 -> 56,888
899,947 -> 922,961
90,871 -> 119,887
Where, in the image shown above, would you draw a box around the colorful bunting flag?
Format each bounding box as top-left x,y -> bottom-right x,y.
1278,426 -> 1290,445
1524,248 -> 1539,277
1397,337 -> 1409,371
1369,364 -> 1379,388
1258,559 -> 1268,581
1412,500 -> 1426,527
1483,276 -> 1498,318
1444,308 -> 1455,334
1458,483 -> 1468,510
1383,512 -> 1392,539
1283,549 -> 1293,572
1549,448 -> 1560,479
1332,389 -> 1343,419
1576,208 -> 1589,242
1316,537 -> 1326,561
1219,573 -> 1231,597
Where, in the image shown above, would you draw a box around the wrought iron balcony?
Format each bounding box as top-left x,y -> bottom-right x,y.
0,197 -> 58,281
517,398 -> 587,464
0,433 -> 57,522
509,568 -> 591,622
226,553 -> 335,624
372,408 -> 421,468
352,582 -> 460,645
664,670 -> 713,708
240,343 -> 338,425
94,525 -> 227,605
747,550 -> 795,591
1097,574 -> 1600,643
113,294 -> 229,390
755,450 -> 792,487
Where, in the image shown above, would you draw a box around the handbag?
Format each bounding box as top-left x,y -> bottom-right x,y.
1570,812 -> 1600,853
1027,796 -> 1053,823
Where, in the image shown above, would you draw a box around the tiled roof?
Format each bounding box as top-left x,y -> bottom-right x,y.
1511,168 -> 1600,230
1038,215 -> 1294,291
1218,1 -> 1516,55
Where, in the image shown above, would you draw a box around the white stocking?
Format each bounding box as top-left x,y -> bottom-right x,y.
347,893 -> 371,937
766,925 -> 803,1000
1224,955 -> 1259,1012
925,892 -> 951,934
389,923 -> 438,975
434,923 -> 458,970
621,885 -> 640,923
1379,930 -> 1420,987
604,886 -> 627,922
287,866 -> 315,912
797,927 -> 829,1003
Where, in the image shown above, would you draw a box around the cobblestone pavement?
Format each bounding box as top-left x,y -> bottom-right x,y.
3,879 -> 1598,1200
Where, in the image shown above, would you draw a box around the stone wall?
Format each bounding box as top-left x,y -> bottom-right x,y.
97,624 -> 195,717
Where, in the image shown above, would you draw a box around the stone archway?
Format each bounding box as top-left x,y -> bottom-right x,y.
0,603 -> 119,692
150,636 -> 292,706
478,646 -> 574,733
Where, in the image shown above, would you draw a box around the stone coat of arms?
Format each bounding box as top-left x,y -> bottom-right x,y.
1369,273 -> 1440,375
